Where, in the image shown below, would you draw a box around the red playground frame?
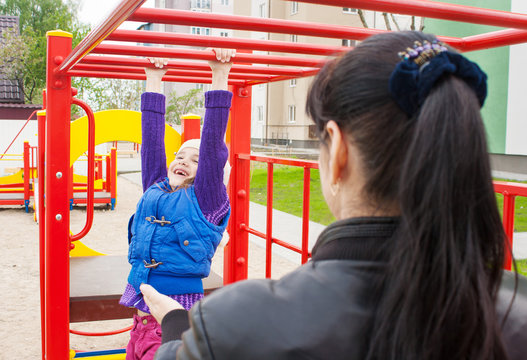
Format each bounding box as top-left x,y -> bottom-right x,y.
40,0 -> 527,359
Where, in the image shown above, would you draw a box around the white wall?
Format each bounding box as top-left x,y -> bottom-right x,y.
506,0 -> 527,155
0,120 -> 38,176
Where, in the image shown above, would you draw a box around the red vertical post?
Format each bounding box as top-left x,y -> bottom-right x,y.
105,153 -> 111,192
37,109 -> 46,360
181,114 -> 201,142
23,141 -> 30,212
502,192 -> 515,270
301,167 -> 311,264
44,30 -> 72,360
110,147 -> 117,210
224,85 -> 251,284
265,162 -> 274,278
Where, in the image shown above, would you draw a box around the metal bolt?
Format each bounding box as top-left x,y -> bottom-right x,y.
55,214 -> 62,221
56,172 -> 62,179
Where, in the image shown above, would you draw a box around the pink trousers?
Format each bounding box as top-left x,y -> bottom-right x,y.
126,314 -> 162,360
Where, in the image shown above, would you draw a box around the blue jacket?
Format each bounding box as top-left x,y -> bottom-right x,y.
128,179 -> 229,295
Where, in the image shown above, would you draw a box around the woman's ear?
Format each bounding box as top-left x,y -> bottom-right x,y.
325,120 -> 348,185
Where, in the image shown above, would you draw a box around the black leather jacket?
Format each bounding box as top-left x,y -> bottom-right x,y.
155,217 -> 527,360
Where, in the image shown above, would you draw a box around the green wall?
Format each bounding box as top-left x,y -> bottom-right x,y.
424,0 -> 511,154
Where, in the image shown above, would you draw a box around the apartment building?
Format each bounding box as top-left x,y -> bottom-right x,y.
152,0 -> 234,108
234,1 -> 420,148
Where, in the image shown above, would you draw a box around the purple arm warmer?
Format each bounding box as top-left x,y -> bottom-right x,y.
140,90 -> 232,224
194,90 -> 232,224
141,92 -> 167,192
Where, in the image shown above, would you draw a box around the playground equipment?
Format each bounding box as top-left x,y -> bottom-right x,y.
0,141 -> 36,212
39,0 -> 527,359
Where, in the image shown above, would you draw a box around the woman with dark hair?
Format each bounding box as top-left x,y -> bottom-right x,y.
140,31 -> 527,360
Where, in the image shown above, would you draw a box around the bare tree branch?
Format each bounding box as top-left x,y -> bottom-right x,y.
382,13 -> 392,31
357,9 -> 369,29
411,16 -> 416,31
390,14 -> 401,31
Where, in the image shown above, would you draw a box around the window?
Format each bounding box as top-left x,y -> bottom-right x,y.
256,106 -> 264,123
288,105 -> 296,123
342,39 -> 356,47
221,0 -> 229,5
196,84 -> 204,90
191,27 -> 211,35
191,0 -> 211,10
259,3 -> 266,17
291,1 -> 298,15
343,7 -> 358,14
290,34 -> 298,43
290,79 -> 297,87
220,31 -> 229,37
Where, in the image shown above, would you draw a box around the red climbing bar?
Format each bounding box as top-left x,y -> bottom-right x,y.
294,0 -> 527,30
129,8 -> 462,47
461,28 -> 527,52
108,29 -> 350,56
56,0 -> 147,73
91,44 -> 329,68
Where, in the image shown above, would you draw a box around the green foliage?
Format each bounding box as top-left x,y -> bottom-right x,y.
74,77 -> 143,115
0,0 -> 89,103
165,88 -> 204,124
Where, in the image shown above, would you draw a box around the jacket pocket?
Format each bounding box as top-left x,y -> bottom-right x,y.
175,218 -> 207,263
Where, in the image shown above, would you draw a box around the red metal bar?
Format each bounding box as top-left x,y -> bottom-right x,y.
70,98 -> 95,242
110,147 -> 117,209
265,162 -> 274,278
23,141 -> 30,211
44,30 -> 73,360
494,180 -> 527,197
56,0 -> 147,73
240,224 -> 304,255
294,0 -> 527,30
225,85 -> 252,284
129,8 -> 462,47
71,63 -> 274,81
108,29 -> 350,56
91,44 -> 328,68
37,109 -> 46,360
105,153 -> 111,192
238,153 -> 318,168
67,70 -> 247,85
79,55 -> 318,77
501,192 -> 515,271
462,29 -> 527,52
301,167 -> 311,264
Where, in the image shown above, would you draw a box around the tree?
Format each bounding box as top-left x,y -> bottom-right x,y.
165,88 -> 204,125
356,9 -> 424,32
0,0 -> 88,103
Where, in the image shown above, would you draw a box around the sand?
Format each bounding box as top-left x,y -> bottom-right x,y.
0,175 -> 300,359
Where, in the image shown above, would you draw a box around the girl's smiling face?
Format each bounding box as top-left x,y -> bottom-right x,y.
167,147 -> 199,188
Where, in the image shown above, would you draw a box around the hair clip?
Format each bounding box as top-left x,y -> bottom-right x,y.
398,40 -> 448,66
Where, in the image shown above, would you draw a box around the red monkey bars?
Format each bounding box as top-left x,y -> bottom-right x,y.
41,0 -> 527,359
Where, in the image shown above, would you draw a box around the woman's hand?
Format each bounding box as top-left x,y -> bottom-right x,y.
208,48 -> 236,91
140,283 -> 184,324
145,58 -> 168,93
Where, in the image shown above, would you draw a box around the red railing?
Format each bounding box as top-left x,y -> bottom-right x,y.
234,156 -> 525,276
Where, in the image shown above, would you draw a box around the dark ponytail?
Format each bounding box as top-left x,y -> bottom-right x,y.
307,31 -> 508,360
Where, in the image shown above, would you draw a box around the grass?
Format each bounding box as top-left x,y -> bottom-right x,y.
249,166 -> 527,276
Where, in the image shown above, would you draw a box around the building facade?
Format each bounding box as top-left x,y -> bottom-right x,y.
233,1 -> 421,148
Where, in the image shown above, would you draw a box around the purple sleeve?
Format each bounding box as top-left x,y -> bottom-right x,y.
194,90 -> 232,225
140,92 -> 167,192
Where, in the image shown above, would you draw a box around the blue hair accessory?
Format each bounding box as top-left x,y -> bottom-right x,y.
389,40 -> 488,118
